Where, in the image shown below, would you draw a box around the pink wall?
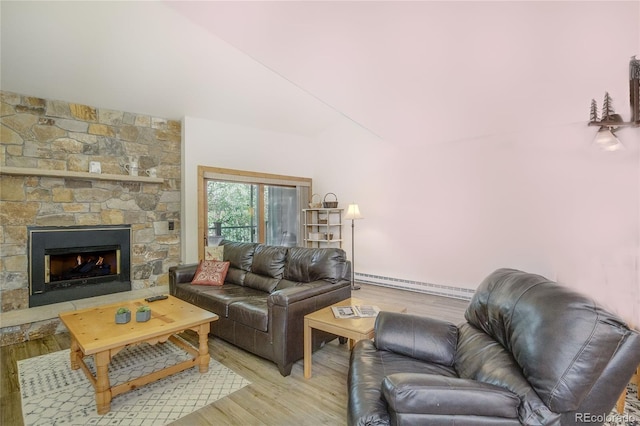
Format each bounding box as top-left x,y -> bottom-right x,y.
179,1 -> 640,326
314,119 -> 639,326
310,3 -> 640,326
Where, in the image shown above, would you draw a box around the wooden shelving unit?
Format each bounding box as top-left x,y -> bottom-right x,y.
303,208 -> 343,248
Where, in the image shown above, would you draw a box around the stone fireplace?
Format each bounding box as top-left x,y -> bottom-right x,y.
28,225 -> 132,307
0,90 -> 182,345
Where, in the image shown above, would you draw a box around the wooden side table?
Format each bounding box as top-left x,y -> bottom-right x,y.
616,365 -> 639,413
303,297 -> 406,378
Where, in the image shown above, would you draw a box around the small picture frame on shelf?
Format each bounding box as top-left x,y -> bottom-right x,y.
89,161 -> 101,174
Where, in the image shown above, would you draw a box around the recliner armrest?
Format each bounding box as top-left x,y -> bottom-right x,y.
382,373 -> 520,420
375,312 -> 458,366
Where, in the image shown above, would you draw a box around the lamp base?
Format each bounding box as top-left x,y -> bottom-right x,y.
351,283 -> 361,290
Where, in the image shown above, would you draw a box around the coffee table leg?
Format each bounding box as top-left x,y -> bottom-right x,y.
304,318 -> 312,378
69,336 -> 80,370
197,322 -> 210,373
94,351 -> 112,415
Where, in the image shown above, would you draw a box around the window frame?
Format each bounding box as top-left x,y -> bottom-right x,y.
197,165 -> 312,260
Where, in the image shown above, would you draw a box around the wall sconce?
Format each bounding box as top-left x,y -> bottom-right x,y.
588,56 -> 640,151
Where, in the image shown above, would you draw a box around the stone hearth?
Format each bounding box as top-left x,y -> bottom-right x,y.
0,91 -> 182,345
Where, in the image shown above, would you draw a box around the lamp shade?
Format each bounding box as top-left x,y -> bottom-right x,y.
593,127 -> 624,151
345,204 -> 363,220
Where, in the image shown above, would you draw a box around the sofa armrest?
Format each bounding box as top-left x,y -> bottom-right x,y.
382,373 -> 520,420
268,279 -> 350,306
375,312 -> 458,366
268,279 -> 350,375
168,263 -> 198,294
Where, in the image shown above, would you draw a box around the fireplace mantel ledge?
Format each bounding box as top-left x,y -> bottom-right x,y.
0,285 -> 169,329
0,166 -> 164,183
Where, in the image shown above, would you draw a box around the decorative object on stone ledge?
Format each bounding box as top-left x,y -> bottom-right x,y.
588,55 -> 640,151
136,305 -> 151,322
123,158 -> 139,176
89,161 -> 101,174
115,307 -> 131,324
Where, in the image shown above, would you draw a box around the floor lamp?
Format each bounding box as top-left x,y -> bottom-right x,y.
345,204 -> 363,290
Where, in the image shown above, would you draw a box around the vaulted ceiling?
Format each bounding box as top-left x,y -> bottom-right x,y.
2,1 -> 638,146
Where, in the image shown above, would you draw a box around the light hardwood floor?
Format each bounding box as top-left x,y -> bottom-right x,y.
0,284 -> 469,426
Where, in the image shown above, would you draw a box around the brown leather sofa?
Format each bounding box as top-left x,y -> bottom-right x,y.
348,268 -> 640,425
169,241 -> 351,376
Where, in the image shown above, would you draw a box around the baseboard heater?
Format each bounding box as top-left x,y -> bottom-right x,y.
355,272 -> 474,301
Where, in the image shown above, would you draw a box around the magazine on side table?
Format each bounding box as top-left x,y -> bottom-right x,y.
331,305 -> 380,319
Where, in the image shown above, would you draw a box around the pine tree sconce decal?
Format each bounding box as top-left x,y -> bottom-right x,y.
588,56 -> 640,151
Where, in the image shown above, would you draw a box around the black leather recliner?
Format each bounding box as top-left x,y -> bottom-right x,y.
348,268 -> 640,425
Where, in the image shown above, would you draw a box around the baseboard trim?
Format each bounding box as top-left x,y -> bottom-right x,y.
356,273 -> 474,301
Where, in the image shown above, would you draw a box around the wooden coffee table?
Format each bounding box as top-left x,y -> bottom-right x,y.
59,295 -> 218,414
303,297 -> 406,378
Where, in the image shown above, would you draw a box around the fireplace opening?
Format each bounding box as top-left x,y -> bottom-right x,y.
47,246 -> 120,289
29,225 -> 132,307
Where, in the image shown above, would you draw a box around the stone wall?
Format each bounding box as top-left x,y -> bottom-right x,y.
0,90 -> 181,343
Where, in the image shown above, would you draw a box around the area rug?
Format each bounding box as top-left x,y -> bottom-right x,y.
605,382 -> 640,426
18,338 -> 251,426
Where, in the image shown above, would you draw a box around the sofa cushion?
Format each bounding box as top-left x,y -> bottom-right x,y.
284,247 -> 346,283
382,373 -> 520,419
465,268 -> 631,413
191,260 -> 229,286
251,244 -> 287,278
222,241 -> 257,271
228,298 -> 269,332
175,282 -> 265,317
225,268 -> 247,286
244,272 -> 281,293
204,245 -> 224,261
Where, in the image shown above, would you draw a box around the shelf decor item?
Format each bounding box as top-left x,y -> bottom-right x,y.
323,193 -> 338,208
309,194 -> 323,208
136,305 -> 151,322
115,307 -> 131,324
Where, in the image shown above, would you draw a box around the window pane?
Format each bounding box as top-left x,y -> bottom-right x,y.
265,185 -> 298,247
206,180 -> 258,243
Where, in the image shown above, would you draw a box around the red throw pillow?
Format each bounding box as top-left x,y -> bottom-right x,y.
191,260 -> 230,286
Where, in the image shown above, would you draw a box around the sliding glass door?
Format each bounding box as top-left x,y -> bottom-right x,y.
264,185 -> 298,246
206,181 -> 299,247
198,166 -> 311,259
